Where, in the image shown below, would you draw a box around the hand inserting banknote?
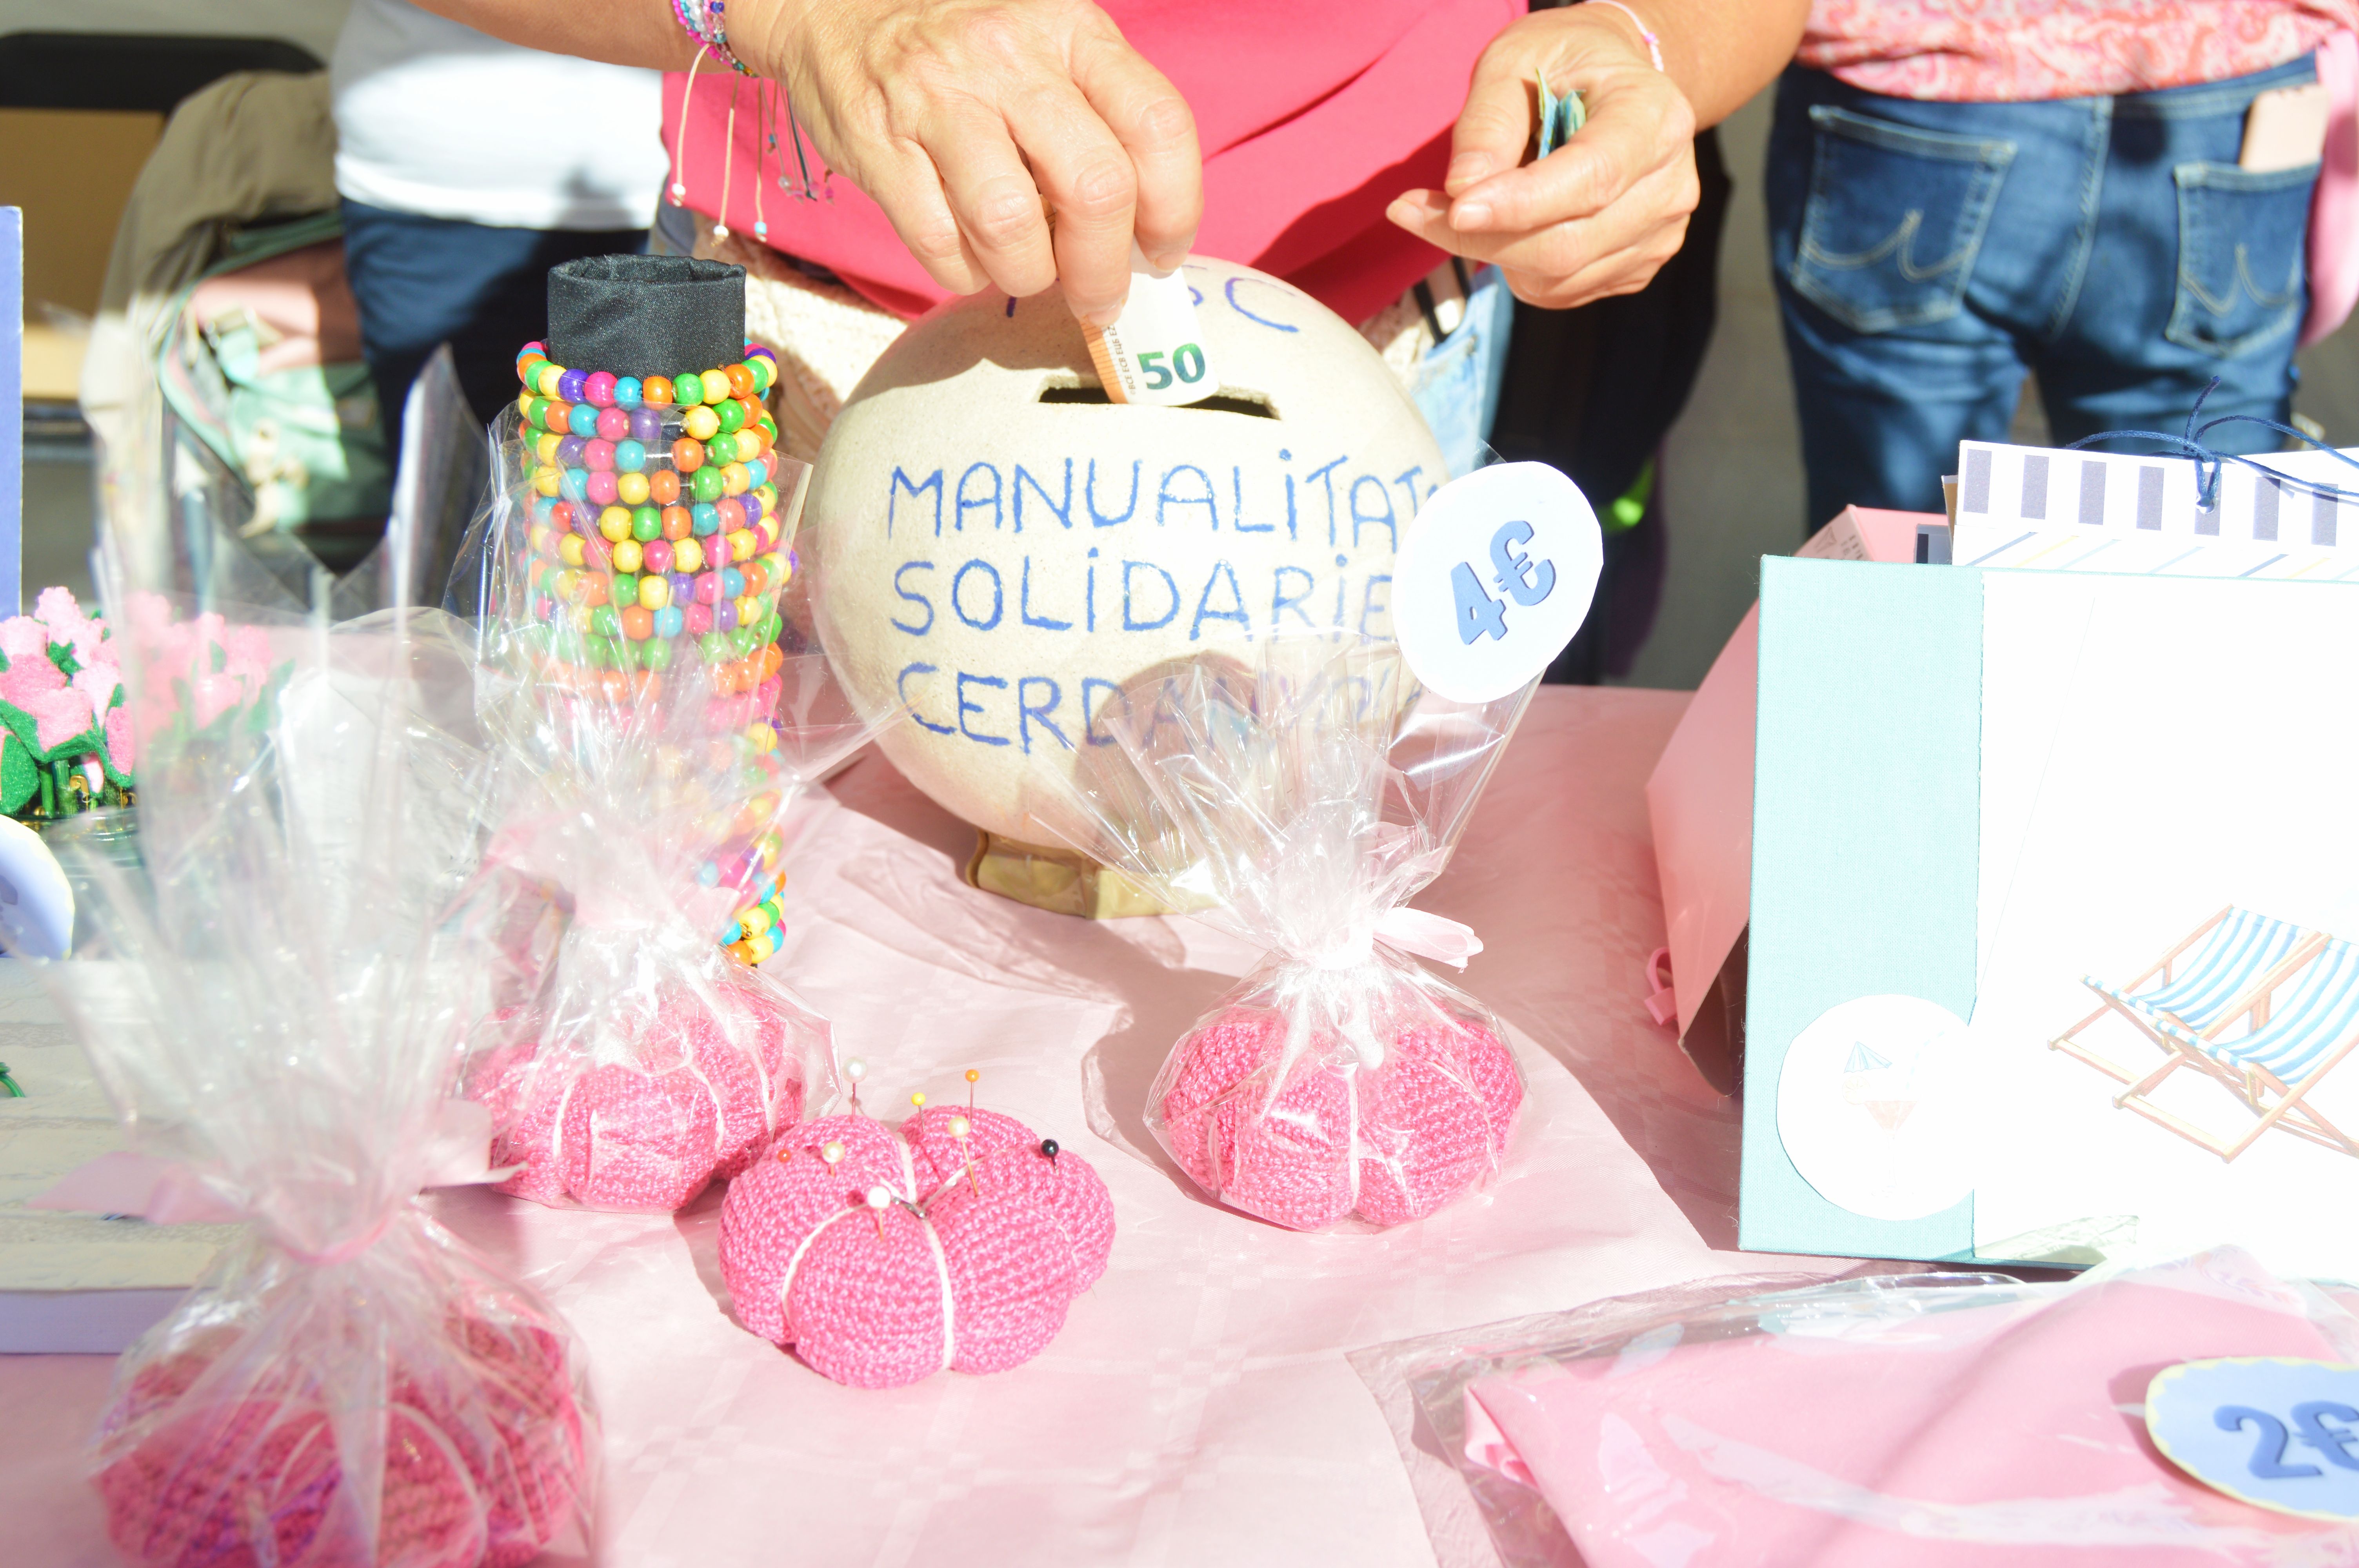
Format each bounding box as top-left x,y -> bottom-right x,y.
1080,243 -> 1223,408
1075,69 -> 1583,408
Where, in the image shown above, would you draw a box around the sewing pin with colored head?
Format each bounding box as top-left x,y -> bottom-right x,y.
949,1113 -> 978,1194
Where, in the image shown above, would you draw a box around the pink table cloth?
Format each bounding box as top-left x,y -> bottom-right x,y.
0,688 -> 1844,1568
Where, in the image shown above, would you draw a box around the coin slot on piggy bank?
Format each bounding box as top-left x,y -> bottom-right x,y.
1036,381 -> 1283,421
802,256 -> 1448,915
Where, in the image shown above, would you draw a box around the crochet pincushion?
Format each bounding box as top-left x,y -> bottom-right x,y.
1159,1003 -> 1522,1231
96,1288 -> 588,1568
467,981 -> 809,1211
719,1105 -> 1112,1389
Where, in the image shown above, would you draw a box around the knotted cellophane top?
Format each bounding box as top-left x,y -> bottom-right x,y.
1028,635 -> 1536,1229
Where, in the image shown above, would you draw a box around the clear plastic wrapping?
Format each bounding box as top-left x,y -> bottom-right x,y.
51,580 -> 596,1567
1365,1251 -> 2359,1568
452,383 -> 881,1211
1035,636 -> 1532,1231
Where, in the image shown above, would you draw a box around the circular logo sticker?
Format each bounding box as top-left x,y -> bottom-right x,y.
2148,1358 -> 2359,1520
1392,463 -> 1603,704
1776,993 -> 1977,1222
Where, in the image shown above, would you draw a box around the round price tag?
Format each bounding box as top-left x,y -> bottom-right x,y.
2147,1358 -> 2359,1520
1392,462 -> 1603,703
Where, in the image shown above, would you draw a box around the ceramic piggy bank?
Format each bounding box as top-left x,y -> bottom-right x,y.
803,256 -> 1445,883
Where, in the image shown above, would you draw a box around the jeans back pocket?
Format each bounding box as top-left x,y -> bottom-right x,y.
1792,106 -> 2015,334
2167,162 -> 2314,359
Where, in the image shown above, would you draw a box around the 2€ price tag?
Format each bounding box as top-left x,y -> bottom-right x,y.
1392,462 -> 1604,703
1081,244 -> 1221,407
2147,1358 -> 2359,1520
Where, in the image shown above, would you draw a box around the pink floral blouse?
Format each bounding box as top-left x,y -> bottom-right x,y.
1801,0 -> 2359,101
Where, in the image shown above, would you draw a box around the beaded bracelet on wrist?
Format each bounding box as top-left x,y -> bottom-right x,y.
671,0 -> 754,74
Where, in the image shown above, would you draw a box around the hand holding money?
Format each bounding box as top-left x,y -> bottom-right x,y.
1387,0 -> 1809,311
1385,3 -> 1697,310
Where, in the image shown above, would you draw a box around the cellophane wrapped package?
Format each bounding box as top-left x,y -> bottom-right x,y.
451,256 -> 883,1211
1038,636 -> 1531,1231
49,575 -> 596,1567
1363,1251 -> 2359,1568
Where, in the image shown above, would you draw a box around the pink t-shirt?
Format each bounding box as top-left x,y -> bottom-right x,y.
665,0 -> 1520,322
1801,0 -> 2359,101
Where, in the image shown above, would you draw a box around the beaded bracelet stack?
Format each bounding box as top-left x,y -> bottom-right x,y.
671,0 -> 752,75
511,339 -> 799,965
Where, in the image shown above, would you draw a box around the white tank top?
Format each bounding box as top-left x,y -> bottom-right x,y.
331,0 -> 667,230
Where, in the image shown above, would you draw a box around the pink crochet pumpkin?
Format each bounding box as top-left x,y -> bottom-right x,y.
1157,999 -> 1521,1232
1038,640 -> 1539,1236
468,980 -> 812,1211
719,1106 -> 1113,1389
95,1247 -> 591,1568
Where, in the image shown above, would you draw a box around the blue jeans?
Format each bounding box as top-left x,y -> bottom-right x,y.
1767,58 -> 2319,528
340,201 -> 645,456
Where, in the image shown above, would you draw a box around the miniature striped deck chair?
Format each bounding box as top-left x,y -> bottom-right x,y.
2050,907 -> 2320,1084
2112,937 -> 2359,1161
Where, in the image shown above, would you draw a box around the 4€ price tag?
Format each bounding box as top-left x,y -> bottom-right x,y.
1392,462 -> 1604,703
2147,1358 -> 2359,1520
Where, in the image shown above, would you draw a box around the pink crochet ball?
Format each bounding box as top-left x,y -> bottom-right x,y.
96,1307 -> 587,1568
469,982 -> 805,1211
1159,1005 -> 1521,1230
719,1106 -> 1113,1390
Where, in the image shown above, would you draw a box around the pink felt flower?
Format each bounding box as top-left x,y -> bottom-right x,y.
221,626 -> 272,688
73,662 -> 120,719
32,586 -> 95,653
127,592 -> 174,643
68,622 -> 110,671
34,584 -> 82,627
104,593 -> 269,762
24,689 -> 95,754
105,706 -> 136,776
0,618 -> 89,755
189,675 -> 245,733
0,617 -> 52,670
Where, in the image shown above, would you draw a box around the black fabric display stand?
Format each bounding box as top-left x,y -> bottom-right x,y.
546,254 -> 747,377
